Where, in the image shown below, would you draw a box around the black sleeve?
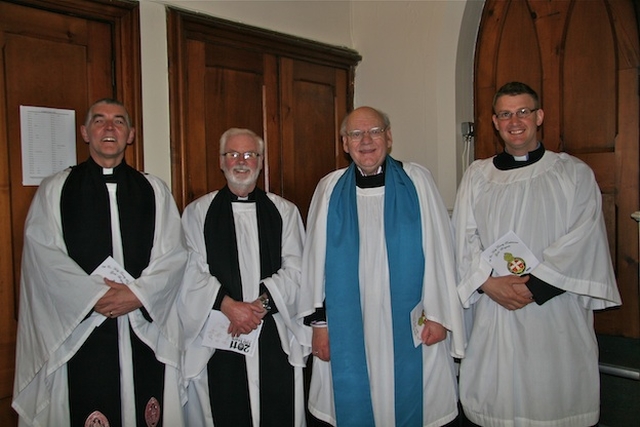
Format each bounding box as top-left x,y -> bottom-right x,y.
212,286 -> 230,310
303,301 -> 326,326
525,274 -> 565,305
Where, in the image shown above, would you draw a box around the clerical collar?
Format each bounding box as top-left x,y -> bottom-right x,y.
230,188 -> 256,202
493,142 -> 545,170
86,156 -> 125,182
355,160 -> 387,188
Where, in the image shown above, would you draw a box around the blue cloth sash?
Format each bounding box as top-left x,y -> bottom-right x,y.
325,157 -> 425,426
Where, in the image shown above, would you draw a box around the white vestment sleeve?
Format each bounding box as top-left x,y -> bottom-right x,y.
405,163 -> 466,358
128,175 -> 187,366
13,171 -> 109,422
262,194 -> 309,366
179,192 -> 222,380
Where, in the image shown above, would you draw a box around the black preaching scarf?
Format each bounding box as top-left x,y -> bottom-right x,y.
203,185 -> 294,427
61,157 -> 164,427
61,157 -> 155,277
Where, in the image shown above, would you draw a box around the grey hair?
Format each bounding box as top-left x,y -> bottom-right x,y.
84,98 -> 131,127
219,128 -> 265,154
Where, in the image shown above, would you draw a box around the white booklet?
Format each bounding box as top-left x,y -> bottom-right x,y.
91,256 -> 135,284
202,310 -> 263,357
481,230 -> 540,277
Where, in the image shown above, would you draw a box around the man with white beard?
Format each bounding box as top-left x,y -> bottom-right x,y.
179,128 -> 308,427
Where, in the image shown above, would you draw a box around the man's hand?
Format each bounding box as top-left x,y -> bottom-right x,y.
480,275 -> 533,310
421,319 -> 447,346
311,326 -> 330,361
220,296 -> 265,337
94,278 -> 143,318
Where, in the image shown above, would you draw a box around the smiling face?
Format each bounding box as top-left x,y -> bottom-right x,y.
492,94 -> 544,157
220,132 -> 263,197
342,107 -> 392,175
81,101 -> 134,168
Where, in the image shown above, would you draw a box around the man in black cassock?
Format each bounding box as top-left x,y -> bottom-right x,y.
179,127 -> 308,427
13,99 -> 187,427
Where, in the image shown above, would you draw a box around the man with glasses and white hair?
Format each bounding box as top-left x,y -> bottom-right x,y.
452,82 -> 621,426
179,128 -> 308,426
299,107 -> 465,426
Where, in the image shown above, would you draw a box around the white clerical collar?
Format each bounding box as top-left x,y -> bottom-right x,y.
357,165 -> 383,176
103,167 -> 114,175
510,142 -> 541,161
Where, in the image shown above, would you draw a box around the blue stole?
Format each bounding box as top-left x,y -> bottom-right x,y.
325,157 -> 425,426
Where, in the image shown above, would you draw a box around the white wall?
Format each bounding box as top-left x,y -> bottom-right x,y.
138,0 -> 483,209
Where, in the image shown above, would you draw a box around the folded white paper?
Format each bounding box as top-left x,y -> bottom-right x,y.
481,230 -> 540,276
91,256 -> 135,284
202,310 -> 263,357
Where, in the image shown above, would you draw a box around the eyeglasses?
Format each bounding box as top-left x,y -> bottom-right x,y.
494,108 -> 538,121
345,127 -> 387,141
221,151 -> 261,160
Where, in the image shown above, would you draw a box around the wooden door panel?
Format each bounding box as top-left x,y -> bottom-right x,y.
562,0 -> 616,154
280,58 -> 348,220
184,39 -> 208,203
474,0 -> 640,337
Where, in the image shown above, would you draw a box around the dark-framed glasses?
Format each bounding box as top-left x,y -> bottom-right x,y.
346,127 -> 387,142
495,108 -> 538,121
221,151 -> 261,160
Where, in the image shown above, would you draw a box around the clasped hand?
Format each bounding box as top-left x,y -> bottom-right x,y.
94,278 -> 143,318
480,274 -> 533,310
220,296 -> 267,337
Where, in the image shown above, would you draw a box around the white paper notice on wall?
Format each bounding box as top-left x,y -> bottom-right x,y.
20,105 -> 76,186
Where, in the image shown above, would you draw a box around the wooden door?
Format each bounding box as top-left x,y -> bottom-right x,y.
0,1 -> 142,424
167,8 -> 359,215
279,58 -> 350,220
474,0 -> 640,337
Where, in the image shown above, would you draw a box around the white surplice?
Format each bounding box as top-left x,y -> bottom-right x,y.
13,169 -> 187,427
452,151 -> 621,427
299,162 -> 465,427
179,191 -> 309,427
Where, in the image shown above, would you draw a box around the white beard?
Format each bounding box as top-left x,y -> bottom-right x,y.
224,165 -> 261,189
